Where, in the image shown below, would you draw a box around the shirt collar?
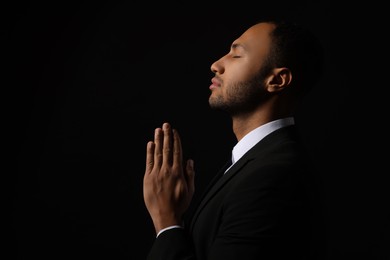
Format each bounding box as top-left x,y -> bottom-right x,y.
231,117 -> 295,164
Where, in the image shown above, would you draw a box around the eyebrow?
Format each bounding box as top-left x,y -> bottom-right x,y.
231,43 -> 246,51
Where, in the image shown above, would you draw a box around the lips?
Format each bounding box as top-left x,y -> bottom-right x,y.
210,77 -> 222,90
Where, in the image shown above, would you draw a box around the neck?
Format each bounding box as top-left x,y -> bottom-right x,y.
231,98 -> 294,141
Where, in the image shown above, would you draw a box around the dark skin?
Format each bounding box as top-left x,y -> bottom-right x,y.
143,22 -> 294,235
144,123 -> 195,234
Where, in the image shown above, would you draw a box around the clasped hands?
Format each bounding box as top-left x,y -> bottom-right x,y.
143,122 -> 195,234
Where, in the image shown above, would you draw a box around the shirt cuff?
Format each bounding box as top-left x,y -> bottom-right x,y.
156,225 -> 183,238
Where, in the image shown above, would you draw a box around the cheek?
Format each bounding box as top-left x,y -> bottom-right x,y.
225,64 -> 257,87
236,59 -> 260,75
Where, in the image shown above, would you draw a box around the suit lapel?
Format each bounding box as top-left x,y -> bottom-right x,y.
187,126 -> 297,232
188,156 -> 252,232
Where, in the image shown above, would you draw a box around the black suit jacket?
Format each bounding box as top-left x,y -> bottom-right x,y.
146,125 -> 326,260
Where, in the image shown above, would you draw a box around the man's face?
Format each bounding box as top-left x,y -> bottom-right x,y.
208,23 -> 275,115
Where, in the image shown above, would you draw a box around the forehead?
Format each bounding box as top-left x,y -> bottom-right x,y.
232,22 -> 275,53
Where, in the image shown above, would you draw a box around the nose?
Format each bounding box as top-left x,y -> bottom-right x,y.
210,57 -> 224,74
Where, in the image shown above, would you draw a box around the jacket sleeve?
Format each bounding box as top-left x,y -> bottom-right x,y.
146,228 -> 195,260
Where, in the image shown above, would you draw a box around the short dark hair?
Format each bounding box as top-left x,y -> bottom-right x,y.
264,19 -> 324,97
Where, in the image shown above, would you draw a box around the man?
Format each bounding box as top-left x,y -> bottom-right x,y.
143,18 -> 325,259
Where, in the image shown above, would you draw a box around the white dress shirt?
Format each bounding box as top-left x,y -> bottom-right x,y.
225,117 -> 295,173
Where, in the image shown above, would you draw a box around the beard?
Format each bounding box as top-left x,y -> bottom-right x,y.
209,72 -> 270,116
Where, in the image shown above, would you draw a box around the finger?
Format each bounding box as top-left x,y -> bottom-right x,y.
162,122 -> 173,165
186,159 -> 196,195
172,128 -> 183,169
153,127 -> 163,167
145,141 -> 155,174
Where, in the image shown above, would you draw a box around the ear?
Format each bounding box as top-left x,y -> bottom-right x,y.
266,67 -> 292,93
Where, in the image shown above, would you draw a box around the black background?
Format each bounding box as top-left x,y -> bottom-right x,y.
11,1 -> 389,259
